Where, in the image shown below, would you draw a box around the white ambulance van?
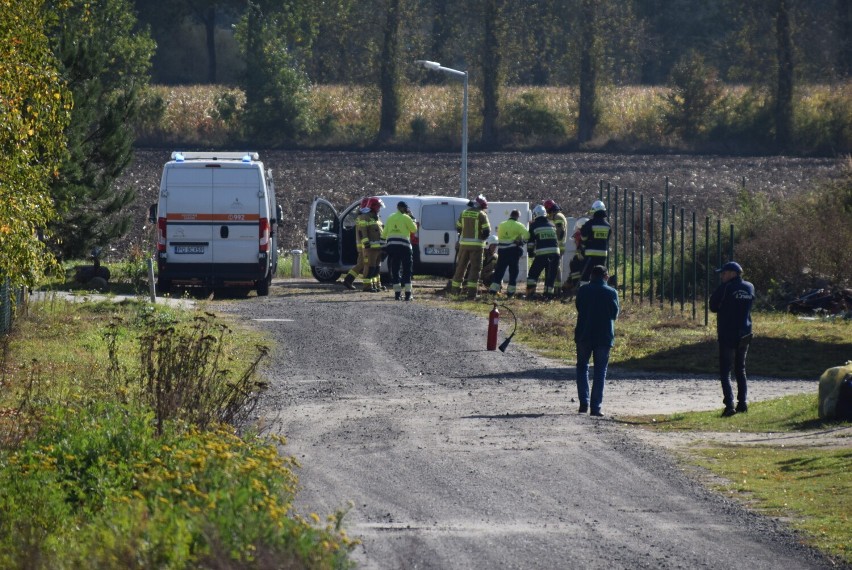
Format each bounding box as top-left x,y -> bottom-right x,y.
307,195 -> 529,283
151,152 -> 282,296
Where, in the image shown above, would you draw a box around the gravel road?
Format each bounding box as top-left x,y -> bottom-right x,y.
211,279 -> 836,570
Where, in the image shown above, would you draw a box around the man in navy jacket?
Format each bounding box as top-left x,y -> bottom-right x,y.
574,265 -> 620,416
709,261 -> 755,417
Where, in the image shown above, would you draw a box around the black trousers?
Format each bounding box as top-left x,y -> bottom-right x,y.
527,253 -> 560,290
719,341 -> 749,407
386,243 -> 413,286
490,246 -> 522,287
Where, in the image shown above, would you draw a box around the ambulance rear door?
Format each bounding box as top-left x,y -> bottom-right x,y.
164,165 -> 214,269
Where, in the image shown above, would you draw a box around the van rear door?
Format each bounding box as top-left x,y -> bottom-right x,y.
165,165 -> 214,268
212,165 -> 263,265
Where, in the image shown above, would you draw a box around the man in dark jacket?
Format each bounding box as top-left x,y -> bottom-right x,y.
709,261 -> 755,417
574,265 -> 620,416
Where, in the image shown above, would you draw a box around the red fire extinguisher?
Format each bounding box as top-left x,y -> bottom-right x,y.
487,303 -> 500,351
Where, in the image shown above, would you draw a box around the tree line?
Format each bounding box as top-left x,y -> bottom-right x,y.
1,0 -> 849,279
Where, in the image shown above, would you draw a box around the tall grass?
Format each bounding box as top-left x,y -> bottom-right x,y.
135,83 -> 852,154
0,299 -> 356,568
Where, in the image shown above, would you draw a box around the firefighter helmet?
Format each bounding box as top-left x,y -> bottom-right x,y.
486,234 -> 499,246
474,194 -> 488,209
590,200 -> 606,214
532,204 -> 547,219
367,197 -> 385,213
543,199 -> 560,212
359,196 -> 370,208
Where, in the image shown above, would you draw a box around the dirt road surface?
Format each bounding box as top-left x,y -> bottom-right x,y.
211,279 -> 836,569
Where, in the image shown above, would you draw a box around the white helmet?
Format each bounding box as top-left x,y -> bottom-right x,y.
590,200 -> 606,214
532,204 -> 547,218
486,234 -> 499,246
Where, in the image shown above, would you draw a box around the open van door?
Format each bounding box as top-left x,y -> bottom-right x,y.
307,198 -> 343,282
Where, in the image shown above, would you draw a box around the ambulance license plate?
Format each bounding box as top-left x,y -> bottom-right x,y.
174,245 -> 205,254
425,246 -> 450,255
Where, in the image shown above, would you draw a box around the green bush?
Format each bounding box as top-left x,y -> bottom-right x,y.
662,52 -> 723,142
732,172 -> 852,304
500,91 -> 566,146
0,402 -> 355,568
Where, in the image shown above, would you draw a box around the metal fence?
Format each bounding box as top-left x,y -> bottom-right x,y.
0,277 -> 25,335
598,178 -> 735,325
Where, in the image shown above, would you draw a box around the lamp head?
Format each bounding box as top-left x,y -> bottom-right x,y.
415,59 -> 441,70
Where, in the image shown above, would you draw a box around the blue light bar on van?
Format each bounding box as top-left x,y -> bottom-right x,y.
173,152 -> 185,162
242,154 -> 252,163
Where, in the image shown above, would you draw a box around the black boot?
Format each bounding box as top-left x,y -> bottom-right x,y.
404,292 -> 412,301
394,292 -> 401,300
342,274 -> 356,290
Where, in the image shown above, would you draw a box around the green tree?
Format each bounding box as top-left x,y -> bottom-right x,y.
377,0 -> 402,143
663,51 -> 723,141
0,0 -> 71,286
236,0 -> 317,146
577,0 -> 598,143
46,0 -> 155,260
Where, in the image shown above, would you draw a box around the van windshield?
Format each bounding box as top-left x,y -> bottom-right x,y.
421,204 -> 466,230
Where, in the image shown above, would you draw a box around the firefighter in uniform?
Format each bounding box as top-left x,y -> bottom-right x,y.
563,218 -> 587,297
544,199 -> 568,293
478,235 -> 500,286
382,201 -> 418,301
488,209 -> 529,298
450,194 -> 491,299
342,197 -> 371,290
362,197 -> 385,292
579,200 -> 611,283
526,204 -> 561,299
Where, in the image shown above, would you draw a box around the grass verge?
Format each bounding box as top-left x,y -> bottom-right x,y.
691,445 -> 851,563
431,293 -> 851,379
0,297 -> 356,568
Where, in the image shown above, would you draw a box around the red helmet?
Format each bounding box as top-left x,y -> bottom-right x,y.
359,196 -> 370,208
367,197 -> 385,213
474,194 -> 488,209
543,199 -> 559,212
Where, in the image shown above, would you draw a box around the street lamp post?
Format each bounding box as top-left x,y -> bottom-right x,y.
415,60 -> 468,199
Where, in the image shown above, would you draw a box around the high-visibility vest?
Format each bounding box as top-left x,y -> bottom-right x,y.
528,217 -> 560,256
457,207 -> 490,248
581,215 -> 611,257
382,211 -> 418,246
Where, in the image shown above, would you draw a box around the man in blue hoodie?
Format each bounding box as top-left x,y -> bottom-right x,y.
709,261 -> 755,417
574,265 -> 620,416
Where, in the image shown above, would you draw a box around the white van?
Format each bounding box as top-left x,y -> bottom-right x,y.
307,195 -> 530,283
151,152 -> 282,296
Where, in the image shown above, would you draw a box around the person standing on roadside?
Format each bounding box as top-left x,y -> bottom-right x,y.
450,194 -> 491,299
544,199 -> 568,292
525,204 -> 561,299
382,201 -> 418,301
574,265 -> 619,417
342,197 -> 371,290
488,209 -> 529,298
362,197 -> 385,292
709,261 -> 755,417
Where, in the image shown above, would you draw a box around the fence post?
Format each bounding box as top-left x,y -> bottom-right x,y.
670,204 -> 676,309
291,249 -> 303,278
612,186 -> 618,277
639,194 -> 644,305
729,224 -> 735,261
622,186 -> 628,297
692,211 -> 697,321
147,258 -> 157,302
650,198 -> 654,305
705,216 -> 710,326
631,190 -> 636,301
660,199 -> 666,307
680,207 -> 685,312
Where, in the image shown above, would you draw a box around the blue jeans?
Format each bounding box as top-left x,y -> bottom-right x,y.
576,342 -> 611,413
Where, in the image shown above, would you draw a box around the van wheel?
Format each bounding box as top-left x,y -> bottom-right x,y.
311,266 -> 341,283
257,276 -> 270,297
